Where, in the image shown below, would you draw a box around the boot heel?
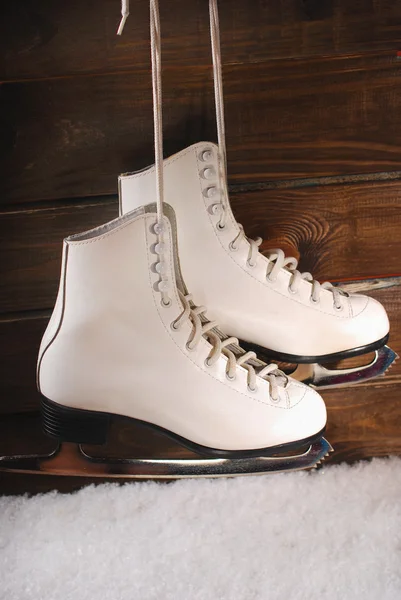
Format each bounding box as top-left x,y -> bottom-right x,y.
41,397 -> 110,445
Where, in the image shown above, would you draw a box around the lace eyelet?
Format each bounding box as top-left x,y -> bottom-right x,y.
155,261 -> 167,275
203,186 -> 218,199
247,384 -> 257,393
161,298 -> 172,308
152,222 -> 164,235
288,285 -> 297,295
226,372 -> 236,381
334,303 -> 343,312
310,297 -> 320,305
217,223 -> 226,231
229,241 -> 238,252
271,395 -> 280,403
154,242 -> 165,255
201,167 -> 215,180
186,341 -> 195,352
170,321 -> 180,332
200,149 -> 213,162
158,280 -> 170,293
267,274 -> 277,283
204,358 -> 212,368
247,259 -> 256,269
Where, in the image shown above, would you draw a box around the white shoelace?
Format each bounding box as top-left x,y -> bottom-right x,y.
117,0 -> 285,397
174,291 -> 281,398
231,227 -> 344,308
208,0 -> 346,310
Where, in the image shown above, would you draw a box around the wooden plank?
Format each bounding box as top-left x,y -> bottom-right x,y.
1,180 -> 401,314
1,380 -> 401,494
324,382 -> 401,464
232,180 -> 401,282
2,52 -> 401,204
0,280 -> 399,416
0,200 -> 118,314
0,314 -> 48,415
2,1 -> 401,81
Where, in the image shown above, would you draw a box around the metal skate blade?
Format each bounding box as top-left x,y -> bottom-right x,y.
0,438 -> 332,479
291,345 -> 398,389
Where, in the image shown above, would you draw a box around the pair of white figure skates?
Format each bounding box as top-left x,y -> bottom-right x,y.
1,0 -> 396,479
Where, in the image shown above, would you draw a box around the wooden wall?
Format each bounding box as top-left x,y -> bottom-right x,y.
1,0 -> 401,493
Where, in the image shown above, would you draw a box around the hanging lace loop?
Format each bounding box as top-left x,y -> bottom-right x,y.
118,0 -> 169,303
208,1 -> 346,310
209,0 -> 230,215
117,0 -> 129,35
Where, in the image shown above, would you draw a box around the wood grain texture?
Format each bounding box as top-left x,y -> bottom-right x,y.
0,314 -> 48,414
0,200 -> 117,313
0,280 -> 399,416
324,383 -> 401,464
2,52 -> 401,204
1,180 -> 400,315
232,180 -> 401,281
2,0 -> 401,81
1,380 -> 400,494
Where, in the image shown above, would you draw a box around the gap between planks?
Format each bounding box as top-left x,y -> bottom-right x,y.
1,47 -> 398,85
2,169 -> 401,215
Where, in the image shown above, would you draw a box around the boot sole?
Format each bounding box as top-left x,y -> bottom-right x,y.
41,396 -> 326,459
239,334 -> 390,364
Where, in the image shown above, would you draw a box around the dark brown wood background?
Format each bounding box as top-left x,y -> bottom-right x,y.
1,0 -> 401,494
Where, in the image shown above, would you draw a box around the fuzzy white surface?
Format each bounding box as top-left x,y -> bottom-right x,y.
1,458 -> 401,600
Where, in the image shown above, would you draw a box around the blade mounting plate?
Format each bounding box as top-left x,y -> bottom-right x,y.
0,439 -> 333,479
291,345 -> 398,389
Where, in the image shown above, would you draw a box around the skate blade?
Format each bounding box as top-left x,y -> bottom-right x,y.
291,345 -> 398,389
0,438 -> 332,479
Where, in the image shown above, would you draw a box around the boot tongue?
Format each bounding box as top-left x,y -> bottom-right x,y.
159,203 -> 188,297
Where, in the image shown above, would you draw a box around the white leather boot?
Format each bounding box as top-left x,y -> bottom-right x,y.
0,204 -> 331,478
36,204 -> 327,458
118,0 -> 396,388
119,142 -> 390,363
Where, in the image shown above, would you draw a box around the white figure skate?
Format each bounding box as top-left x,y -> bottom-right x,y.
0,202 -> 331,478
0,0 -> 331,479
119,0 -> 397,389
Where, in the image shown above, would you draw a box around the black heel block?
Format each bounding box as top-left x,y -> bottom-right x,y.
41,397 -> 110,445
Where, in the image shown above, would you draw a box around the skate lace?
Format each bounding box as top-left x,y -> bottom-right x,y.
117,0 -> 286,399
208,0 -> 346,311
119,0 -> 169,306
174,290 -> 284,400
230,225 -> 344,309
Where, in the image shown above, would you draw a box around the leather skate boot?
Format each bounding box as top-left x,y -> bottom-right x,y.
118,0 -> 396,389
32,203 -> 329,474
0,207 -> 332,479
